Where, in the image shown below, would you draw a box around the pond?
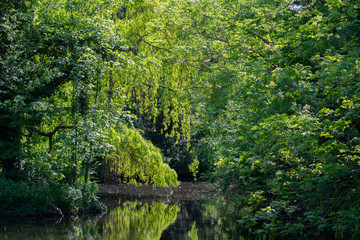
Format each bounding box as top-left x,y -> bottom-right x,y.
0,184 -> 247,240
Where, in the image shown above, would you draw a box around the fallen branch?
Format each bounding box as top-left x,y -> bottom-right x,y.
48,202 -> 64,217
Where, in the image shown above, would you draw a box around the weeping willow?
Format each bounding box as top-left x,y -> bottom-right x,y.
107,125 -> 179,187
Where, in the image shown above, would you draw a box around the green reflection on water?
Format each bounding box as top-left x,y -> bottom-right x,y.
97,201 -> 179,240
0,196 -> 246,240
188,222 -> 199,240
0,200 -> 179,240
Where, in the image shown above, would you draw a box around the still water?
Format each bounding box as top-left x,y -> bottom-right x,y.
0,194 -> 245,240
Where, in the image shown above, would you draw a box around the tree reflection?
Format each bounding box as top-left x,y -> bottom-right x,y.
96,201 -> 179,240
1,197 -> 249,240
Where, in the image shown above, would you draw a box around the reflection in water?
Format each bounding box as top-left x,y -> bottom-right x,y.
98,201 -> 179,239
160,198 -> 246,240
0,195 -> 245,240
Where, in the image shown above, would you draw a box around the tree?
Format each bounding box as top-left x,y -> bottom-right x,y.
0,0 -> 114,179
181,0 -> 360,236
0,0 -> 185,187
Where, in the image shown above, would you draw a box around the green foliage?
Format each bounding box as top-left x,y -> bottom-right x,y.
0,178 -> 50,215
2,0 -> 360,237
51,181 -> 105,213
179,0 -> 360,237
142,128 -> 195,181
0,178 -> 104,215
189,158 -> 199,182
106,125 -> 179,187
1,0 -> 181,205
0,0 -> 185,190
0,0 -> 124,179
123,0 -> 358,237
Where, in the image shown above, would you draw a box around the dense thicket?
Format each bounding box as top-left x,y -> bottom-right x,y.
1,0 -> 360,237
174,0 -> 360,237
0,0 -> 179,214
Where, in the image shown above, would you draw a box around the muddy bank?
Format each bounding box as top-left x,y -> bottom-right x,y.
97,182 -> 218,202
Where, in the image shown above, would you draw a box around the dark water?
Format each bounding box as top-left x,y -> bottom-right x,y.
0,194 -> 245,240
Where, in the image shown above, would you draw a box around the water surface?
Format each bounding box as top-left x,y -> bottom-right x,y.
0,193 -> 244,240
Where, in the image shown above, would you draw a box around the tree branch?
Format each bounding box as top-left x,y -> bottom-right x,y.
246,29 -> 271,45
141,38 -> 172,52
32,125 -> 73,153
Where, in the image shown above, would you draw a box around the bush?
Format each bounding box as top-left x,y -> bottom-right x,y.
0,178 -> 105,216
213,112 -> 360,238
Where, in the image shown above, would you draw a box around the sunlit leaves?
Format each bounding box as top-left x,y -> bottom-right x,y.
176,0 -> 360,237
107,125 -> 179,187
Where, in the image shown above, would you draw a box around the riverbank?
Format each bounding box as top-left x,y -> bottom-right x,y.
97,182 -> 218,202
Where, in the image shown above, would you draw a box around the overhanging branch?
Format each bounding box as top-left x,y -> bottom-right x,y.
31,125 -> 73,153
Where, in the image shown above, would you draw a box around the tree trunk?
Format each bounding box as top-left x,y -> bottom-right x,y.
0,115 -> 22,180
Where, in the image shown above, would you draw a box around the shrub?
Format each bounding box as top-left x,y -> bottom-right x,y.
0,178 -> 105,216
